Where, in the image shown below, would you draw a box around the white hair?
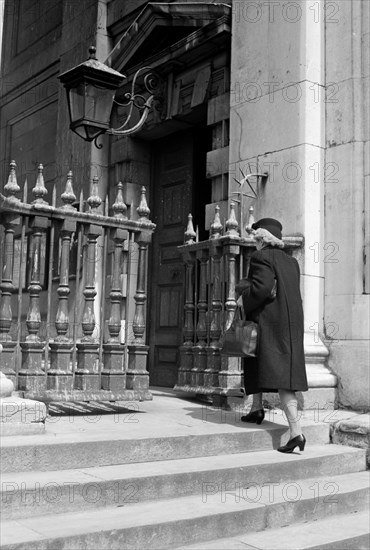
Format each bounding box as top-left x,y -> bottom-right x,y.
254,227 -> 285,249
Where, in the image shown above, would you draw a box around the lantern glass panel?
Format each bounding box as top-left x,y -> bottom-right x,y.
69,84 -> 85,123
85,83 -> 115,125
68,83 -> 115,127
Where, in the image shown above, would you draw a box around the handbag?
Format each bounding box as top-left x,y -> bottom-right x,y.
220,299 -> 258,358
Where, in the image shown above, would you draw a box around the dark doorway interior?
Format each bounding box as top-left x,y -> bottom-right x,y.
148,124 -> 211,387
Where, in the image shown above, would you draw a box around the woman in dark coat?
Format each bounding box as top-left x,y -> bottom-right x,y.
236,218 -> 308,453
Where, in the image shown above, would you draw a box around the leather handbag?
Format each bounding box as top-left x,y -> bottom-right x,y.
220,301 -> 258,358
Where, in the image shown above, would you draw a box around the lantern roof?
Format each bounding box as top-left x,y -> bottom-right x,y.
58,46 -> 126,89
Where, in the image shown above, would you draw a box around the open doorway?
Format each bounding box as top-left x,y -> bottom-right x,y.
148,125 -> 211,387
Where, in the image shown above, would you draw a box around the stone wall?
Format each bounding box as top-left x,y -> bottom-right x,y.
0,0 -> 63,196
324,0 -> 370,410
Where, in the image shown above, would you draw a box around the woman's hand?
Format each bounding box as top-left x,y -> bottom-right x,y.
235,278 -> 252,297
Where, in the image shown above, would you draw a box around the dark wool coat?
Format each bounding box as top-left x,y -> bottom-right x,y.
240,247 -> 308,394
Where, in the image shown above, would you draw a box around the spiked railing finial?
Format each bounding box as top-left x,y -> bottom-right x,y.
137,186 -> 150,219
61,170 -> 77,209
245,205 -> 256,234
209,205 -> 223,239
112,182 -> 127,218
225,202 -> 239,236
32,164 -> 48,204
184,213 -> 196,244
4,160 -> 21,201
87,176 -> 102,211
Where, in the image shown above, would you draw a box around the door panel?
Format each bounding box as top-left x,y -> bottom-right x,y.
149,132 -> 193,387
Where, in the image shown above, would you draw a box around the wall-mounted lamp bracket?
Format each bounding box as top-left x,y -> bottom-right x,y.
59,47 -> 164,147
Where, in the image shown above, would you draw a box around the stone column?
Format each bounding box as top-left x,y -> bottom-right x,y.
229,0 -> 337,408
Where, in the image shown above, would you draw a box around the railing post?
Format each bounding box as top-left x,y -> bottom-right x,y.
75,177 -> 102,391
101,181 -> 128,391
202,205 -> 224,396
217,240 -> 243,396
48,219 -> 76,392
0,213 -> 20,382
224,202 -> 240,330
126,187 -> 151,393
18,216 -> 49,393
0,161 -> 21,382
208,206 -> 223,348
215,202 -> 243,404
19,165 -> 49,394
74,223 -> 102,390
48,171 -> 77,392
177,249 -> 196,388
207,239 -> 223,382
191,249 -> 209,389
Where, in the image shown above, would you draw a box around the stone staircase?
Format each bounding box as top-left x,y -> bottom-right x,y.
1,401 -> 369,550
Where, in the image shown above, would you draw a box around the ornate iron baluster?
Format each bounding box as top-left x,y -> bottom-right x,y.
191,249 -> 209,390
126,187 -> 151,393
209,207 -> 223,346
48,172 -> 76,392
184,213 -> 196,244
216,203 -> 243,405
19,165 -> 49,394
0,161 -> 20,381
205,207 -> 224,395
177,231 -> 196,388
102,182 -> 128,391
75,178 -> 102,391
224,203 -> 239,330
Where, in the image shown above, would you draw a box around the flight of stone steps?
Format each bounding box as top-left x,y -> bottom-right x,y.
0,415 -> 369,549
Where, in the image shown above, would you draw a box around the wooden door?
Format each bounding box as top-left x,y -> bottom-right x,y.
148,132 -> 194,387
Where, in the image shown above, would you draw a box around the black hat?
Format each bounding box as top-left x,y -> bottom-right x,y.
251,218 -> 283,240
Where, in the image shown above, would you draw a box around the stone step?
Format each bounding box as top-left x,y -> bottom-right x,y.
175,510 -> 370,549
1,471 -> 368,550
1,420 -> 330,473
1,445 -> 365,520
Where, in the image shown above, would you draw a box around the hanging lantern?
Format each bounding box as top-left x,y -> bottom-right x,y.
58,46 -> 126,142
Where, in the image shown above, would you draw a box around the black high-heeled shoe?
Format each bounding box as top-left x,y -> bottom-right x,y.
241,409 -> 265,425
277,434 -> 306,453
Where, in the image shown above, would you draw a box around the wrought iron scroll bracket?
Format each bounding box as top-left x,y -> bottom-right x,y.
107,67 -> 164,137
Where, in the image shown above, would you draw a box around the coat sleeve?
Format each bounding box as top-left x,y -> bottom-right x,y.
242,252 -> 276,314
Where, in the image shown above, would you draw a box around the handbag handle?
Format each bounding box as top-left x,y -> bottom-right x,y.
235,296 -> 245,320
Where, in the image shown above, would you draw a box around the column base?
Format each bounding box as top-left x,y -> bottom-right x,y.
217,354 -> 243,391
101,372 -> 127,391
126,345 -> 149,390
204,347 -> 221,388
177,345 -> 194,386
18,341 -> 46,394
19,341 -> 45,385
191,345 -> 207,388
74,374 -> 100,391
102,342 -> 125,372
49,341 -> 73,372
75,342 -> 100,390
47,371 -> 73,392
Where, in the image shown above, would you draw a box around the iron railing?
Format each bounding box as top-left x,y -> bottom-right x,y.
0,161 -> 155,402
175,204 -> 303,404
